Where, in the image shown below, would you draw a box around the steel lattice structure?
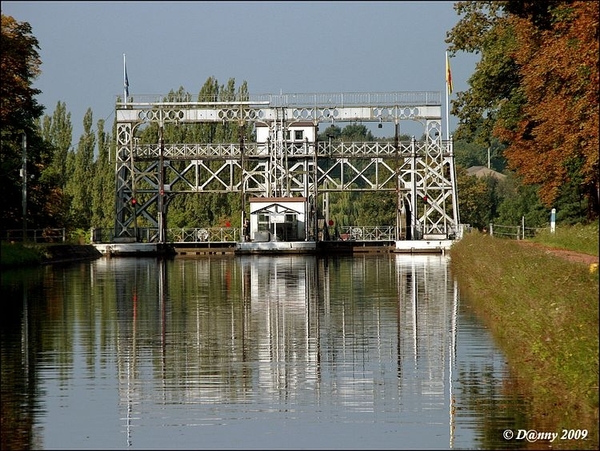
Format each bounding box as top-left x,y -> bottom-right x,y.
114,92 -> 460,242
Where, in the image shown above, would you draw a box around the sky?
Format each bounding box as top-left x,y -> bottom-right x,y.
3,1 -> 480,142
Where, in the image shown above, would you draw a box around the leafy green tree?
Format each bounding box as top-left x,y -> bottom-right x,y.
446,1 -> 521,147
149,78 -> 252,229
1,14 -> 50,230
40,101 -> 72,190
91,119 -> 114,228
65,108 -> 95,229
551,175 -> 589,225
454,138 -> 505,172
329,191 -> 359,227
355,191 -> 396,226
158,82 -> 219,228
36,101 -> 73,227
318,125 -> 341,142
340,124 -> 374,142
495,172 -> 549,227
456,168 -> 492,230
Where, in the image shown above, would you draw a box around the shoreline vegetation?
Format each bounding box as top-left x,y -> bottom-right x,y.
449,228 -> 599,450
0,242 -> 101,268
530,222 -> 599,257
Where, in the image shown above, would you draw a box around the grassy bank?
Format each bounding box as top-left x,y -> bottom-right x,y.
450,231 -> 598,449
532,222 -> 599,256
1,242 -> 101,268
0,242 -> 43,268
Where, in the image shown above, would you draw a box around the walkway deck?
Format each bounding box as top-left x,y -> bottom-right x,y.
93,239 -> 454,256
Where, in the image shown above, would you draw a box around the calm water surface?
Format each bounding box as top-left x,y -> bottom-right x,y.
1,254 -> 530,449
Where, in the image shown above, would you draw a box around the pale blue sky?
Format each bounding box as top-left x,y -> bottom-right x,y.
3,1 -> 479,141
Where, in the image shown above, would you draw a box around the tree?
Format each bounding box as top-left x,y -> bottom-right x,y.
328,191 -> 359,227
455,167 -> 494,230
495,174 -> 549,227
446,1 -> 521,147
340,124 -> 374,142
36,101 -> 73,228
447,1 -> 599,221
454,138 -> 505,172
148,77 -> 253,229
40,101 -> 72,190
1,15 -> 47,230
91,119 -> 114,228
355,191 -> 396,226
497,1 -> 599,217
0,15 -> 43,129
65,108 -> 95,230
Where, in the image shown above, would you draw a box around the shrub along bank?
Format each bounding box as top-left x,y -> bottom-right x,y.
0,242 -> 42,268
0,242 -> 101,268
449,232 -> 598,449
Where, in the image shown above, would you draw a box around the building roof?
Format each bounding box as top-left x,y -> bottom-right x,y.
466,166 -> 506,180
249,196 -> 307,203
251,203 -> 302,216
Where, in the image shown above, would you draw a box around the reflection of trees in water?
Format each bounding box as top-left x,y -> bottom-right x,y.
456,363 -> 529,450
1,267 -> 58,450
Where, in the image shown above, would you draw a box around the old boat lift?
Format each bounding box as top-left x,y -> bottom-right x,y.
92,91 -> 462,255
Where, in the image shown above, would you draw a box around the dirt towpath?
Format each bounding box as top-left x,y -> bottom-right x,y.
515,240 -> 599,266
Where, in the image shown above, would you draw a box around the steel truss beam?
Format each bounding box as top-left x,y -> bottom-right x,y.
114,92 -> 460,241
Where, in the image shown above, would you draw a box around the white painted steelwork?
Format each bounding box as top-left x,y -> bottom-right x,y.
113,91 -> 460,244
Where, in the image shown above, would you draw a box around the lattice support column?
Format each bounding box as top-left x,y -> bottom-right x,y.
114,122 -> 136,238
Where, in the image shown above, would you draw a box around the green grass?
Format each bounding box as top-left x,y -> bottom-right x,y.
450,232 -> 599,449
531,221 -> 599,256
0,242 -> 43,268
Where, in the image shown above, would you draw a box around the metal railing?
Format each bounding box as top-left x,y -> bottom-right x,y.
117,91 -> 442,108
132,140 -> 452,160
91,226 -> 401,244
168,227 -> 238,243
92,225 -> 472,244
489,223 -> 547,240
91,227 -> 239,243
332,226 -> 396,241
2,228 -> 67,243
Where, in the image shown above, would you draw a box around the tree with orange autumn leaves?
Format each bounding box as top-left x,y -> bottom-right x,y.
447,1 -> 598,219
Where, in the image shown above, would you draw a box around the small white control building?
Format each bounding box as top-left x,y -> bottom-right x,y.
255,122 -> 316,149
247,196 -> 310,242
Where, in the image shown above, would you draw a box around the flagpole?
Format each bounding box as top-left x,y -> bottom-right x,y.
123,53 -> 128,104
445,51 -> 450,141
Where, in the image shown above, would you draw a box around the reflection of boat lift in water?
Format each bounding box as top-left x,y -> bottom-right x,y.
396,255 -> 458,449
107,253 -> 459,446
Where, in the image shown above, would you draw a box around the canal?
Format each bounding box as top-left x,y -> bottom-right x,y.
1,254 -> 530,449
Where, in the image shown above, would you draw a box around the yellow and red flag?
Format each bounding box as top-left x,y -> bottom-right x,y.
445,52 -> 453,95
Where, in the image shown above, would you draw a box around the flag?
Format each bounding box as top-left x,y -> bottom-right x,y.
124,67 -> 129,98
445,52 -> 453,95
123,54 -> 129,100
